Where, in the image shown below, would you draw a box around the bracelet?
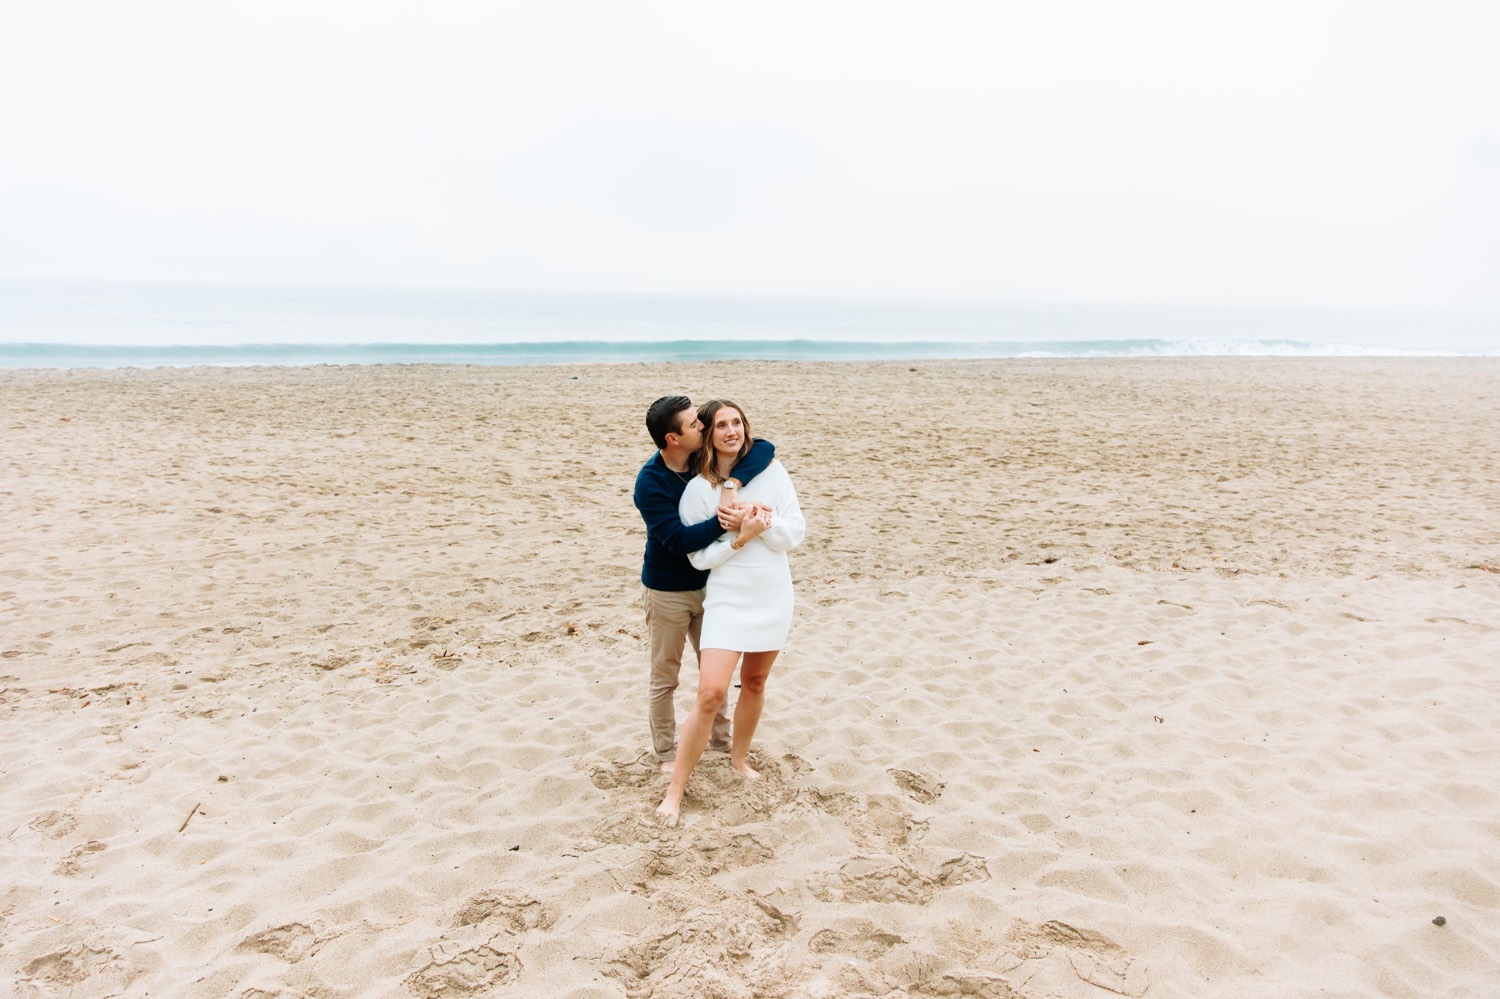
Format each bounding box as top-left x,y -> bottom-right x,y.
731,538 -> 746,550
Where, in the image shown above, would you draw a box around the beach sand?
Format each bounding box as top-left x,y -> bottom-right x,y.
2,358 -> 1498,998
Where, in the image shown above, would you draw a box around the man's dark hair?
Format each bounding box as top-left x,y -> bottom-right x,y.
646,395 -> 693,449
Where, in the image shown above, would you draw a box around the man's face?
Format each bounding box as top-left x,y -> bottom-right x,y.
671,407 -> 703,450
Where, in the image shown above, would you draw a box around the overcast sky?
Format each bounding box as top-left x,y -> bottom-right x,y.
3,1 -> 1497,311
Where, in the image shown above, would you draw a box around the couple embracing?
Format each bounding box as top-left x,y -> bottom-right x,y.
632,395 -> 806,827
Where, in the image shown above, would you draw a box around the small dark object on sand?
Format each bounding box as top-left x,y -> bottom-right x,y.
1432,916 -> 1447,926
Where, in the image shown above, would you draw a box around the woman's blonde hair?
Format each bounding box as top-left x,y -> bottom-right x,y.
694,399 -> 751,488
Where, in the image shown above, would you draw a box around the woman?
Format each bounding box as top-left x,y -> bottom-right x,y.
656,399 -> 805,827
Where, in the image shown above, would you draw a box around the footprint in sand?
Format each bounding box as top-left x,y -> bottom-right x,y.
405,941 -> 521,997
793,788 -> 926,852
585,757 -> 658,791
583,808 -> 670,853
995,919 -> 1150,998
54,840 -> 107,876
28,810 -> 77,839
236,922 -> 320,963
451,889 -> 554,934
694,830 -> 778,872
812,853 -> 989,905
602,893 -> 797,999
609,831 -> 781,895
808,920 -> 906,961
888,767 -> 945,804
20,945 -> 116,988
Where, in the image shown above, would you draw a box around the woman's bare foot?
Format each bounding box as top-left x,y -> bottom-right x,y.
731,759 -> 761,781
655,788 -> 683,827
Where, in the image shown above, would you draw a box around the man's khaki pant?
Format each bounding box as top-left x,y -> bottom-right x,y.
644,587 -> 732,762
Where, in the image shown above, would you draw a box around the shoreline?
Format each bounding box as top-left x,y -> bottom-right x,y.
2,343 -> 1490,371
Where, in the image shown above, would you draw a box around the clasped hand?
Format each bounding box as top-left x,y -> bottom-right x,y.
718,500 -> 772,530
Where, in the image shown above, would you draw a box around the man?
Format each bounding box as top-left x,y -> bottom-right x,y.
633,395 -> 774,773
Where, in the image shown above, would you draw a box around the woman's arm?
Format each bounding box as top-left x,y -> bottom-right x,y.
688,535 -> 739,570
758,462 -> 806,552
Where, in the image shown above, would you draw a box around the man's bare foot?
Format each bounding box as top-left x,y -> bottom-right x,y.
655,798 -> 680,828
731,759 -> 762,781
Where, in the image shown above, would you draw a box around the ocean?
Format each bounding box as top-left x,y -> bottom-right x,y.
1,280 -> 1495,368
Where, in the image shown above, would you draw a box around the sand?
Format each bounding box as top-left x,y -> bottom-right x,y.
2,357 -> 1498,998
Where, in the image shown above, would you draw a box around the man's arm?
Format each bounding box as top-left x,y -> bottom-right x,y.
718,438 -> 776,529
634,471 -> 722,557
728,438 -> 774,488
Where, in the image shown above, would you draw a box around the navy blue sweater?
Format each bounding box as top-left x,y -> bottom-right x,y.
633,439 -> 775,591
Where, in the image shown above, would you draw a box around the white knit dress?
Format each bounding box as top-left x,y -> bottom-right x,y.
679,460 -> 806,652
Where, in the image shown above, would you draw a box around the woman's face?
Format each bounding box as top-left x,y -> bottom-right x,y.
708,406 -> 745,457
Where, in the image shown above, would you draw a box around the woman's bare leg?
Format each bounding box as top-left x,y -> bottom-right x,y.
656,648 -> 740,826
730,650 -> 779,780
